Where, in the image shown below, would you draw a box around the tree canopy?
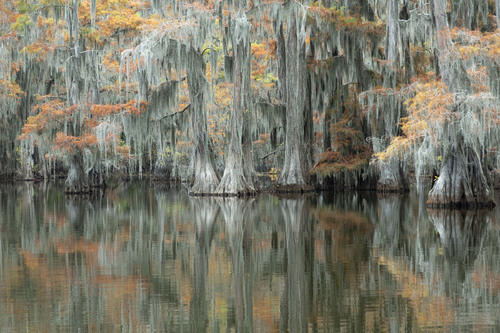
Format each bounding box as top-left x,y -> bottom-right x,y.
0,0 -> 498,205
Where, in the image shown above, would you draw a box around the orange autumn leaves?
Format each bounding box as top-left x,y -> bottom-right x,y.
373,25 -> 500,162
19,99 -> 148,155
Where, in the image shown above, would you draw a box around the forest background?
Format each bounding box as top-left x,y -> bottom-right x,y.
0,0 -> 499,207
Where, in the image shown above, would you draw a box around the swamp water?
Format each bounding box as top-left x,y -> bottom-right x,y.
0,181 -> 500,332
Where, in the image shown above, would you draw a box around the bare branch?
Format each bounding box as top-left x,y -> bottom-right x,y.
153,104 -> 191,122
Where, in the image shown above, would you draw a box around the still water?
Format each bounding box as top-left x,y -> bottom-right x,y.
1,181 -> 500,332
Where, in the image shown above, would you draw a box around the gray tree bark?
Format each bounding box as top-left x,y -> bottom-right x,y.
427,149 -> 494,208
64,0 -> 90,194
188,49 -> 220,195
277,5 -> 310,192
386,0 -> 399,67
376,0 -> 408,192
216,14 -> 257,196
497,0 -> 500,30
274,22 -> 287,104
65,150 -> 90,194
427,0 -> 493,207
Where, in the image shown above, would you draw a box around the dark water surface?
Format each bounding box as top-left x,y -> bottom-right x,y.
1,182 -> 500,332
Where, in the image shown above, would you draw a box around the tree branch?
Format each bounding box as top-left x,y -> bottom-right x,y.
261,147 -> 284,160
153,104 -> 191,122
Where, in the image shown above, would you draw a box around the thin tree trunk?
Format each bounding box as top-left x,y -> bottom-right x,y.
497,0 -> 500,30
242,34 -> 258,188
188,49 -> 220,195
274,22 -> 287,104
304,64 -> 314,171
386,0 -> 399,68
65,0 -> 90,194
400,0 -> 412,84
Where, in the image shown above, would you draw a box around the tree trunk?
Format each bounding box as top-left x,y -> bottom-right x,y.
277,6 -> 310,193
427,149 -> 494,208
242,33 -> 258,188
303,64 -> 314,171
65,150 -> 90,194
188,49 -> 220,195
274,22 -> 287,103
216,15 -> 256,196
428,0 -> 493,207
400,0 -> 412,84
65,0 -> 89,194
377,157 -> 407,192
386,0 -> 399,67
497,0 -> 500,31
375,0 -> 408,192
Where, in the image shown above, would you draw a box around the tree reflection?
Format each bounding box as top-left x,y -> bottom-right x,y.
428,209 -> 488,295
279,198 -> 312,333
217,198 -> 254,333
189,197 -> 219,332
2,183 -> 500,331
373,195 -> 403,255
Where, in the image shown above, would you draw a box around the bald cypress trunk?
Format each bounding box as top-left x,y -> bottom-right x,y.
215,14 -> 256,196
427,148 -> 494,208
386,0 -> 399,67
400,1 -> 412,85
427,0 -> 494,207
497,0 -> 500,30
65,151 -> 90,194
242,32 -> 258,188
188,49 -> 220,195
274,22 -> 287,104
65,0 -> 89,194
377,0 -> 408,193
277,6 -> 310,193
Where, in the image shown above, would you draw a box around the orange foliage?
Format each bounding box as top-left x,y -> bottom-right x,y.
19,97 -> 145,165
0,79 -> 24,100
91,100 -> 148,117
54,132 -> 98,152
312,96 -> 372,177
376,80 -> 454,161
450,27 -> 500,61
308,3 -> 385,36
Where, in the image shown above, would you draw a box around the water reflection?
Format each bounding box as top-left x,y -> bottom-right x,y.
190,198 -> 218,332
429,209 -> 489,304
1,183 -> 500,331
280,198 -> 311,333
429,209 -> 488,267
218,198 -> 254,332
